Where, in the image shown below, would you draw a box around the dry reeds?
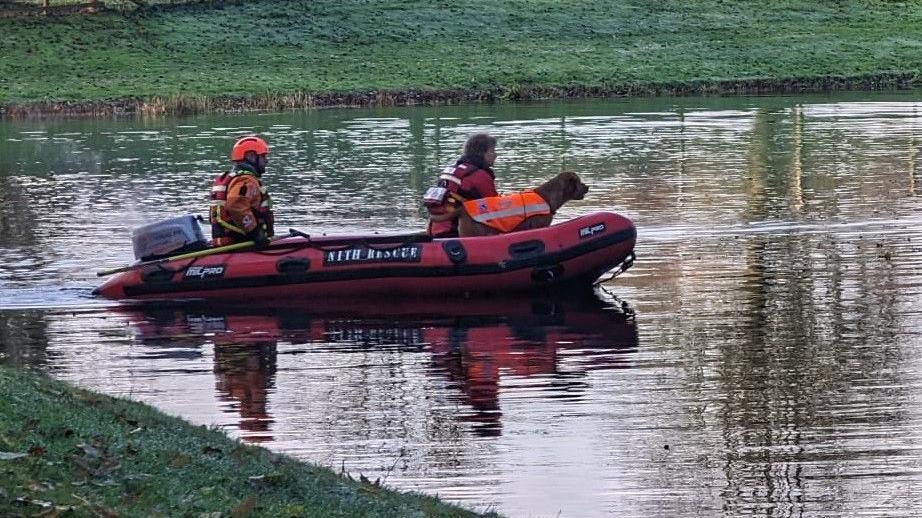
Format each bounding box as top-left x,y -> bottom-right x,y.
2,73 -> 919,120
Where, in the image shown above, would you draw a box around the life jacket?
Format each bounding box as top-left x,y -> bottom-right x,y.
424,162 -> 484,236
209,168 -> 274,245
462,191 -> 551,233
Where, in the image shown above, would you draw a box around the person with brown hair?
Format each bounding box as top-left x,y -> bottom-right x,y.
424,132 -> 500,238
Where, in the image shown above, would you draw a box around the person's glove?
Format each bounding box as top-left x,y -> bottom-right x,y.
253,223 -> 270,249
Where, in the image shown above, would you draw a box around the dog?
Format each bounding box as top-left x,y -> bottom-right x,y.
456,172 -> 589,237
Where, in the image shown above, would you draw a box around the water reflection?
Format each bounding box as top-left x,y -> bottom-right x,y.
112,294 -> 637,441
213,343 -> 277,443
0,309 -> 52,367
2,93 -> 922,517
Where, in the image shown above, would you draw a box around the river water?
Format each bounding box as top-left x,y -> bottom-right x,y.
1,92 -> 921,517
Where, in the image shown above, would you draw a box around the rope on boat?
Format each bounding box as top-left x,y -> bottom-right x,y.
593,251 -> 635,286
592,252 -> 636,319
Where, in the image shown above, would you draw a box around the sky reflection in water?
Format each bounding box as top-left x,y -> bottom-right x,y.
1,92 -> 922,517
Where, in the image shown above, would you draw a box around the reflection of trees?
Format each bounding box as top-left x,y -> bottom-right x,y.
715,227 -> 905,514
709,109 -> 908,515
0,176 -> 38,248
745,107 -> 798,222
910,136 -> 919,196
0,310 -> 52,368
407,113 -> 428,194
557,115 -> 570,172
788,106 -> 805,212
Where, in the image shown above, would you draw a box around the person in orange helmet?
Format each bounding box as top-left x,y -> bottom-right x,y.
209,135 -> 275,248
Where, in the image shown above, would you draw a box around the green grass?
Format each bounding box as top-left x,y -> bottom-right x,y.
5,0 -> 213,8
0,365 -> 497,517
1,0 -> 921,115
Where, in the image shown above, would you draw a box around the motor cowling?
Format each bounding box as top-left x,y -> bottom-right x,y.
131,215 -> 208,261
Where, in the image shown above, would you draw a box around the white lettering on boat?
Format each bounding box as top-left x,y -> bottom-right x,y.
323,245 -> 422,266
184,266 -> 226,279
578,222 -> 606,239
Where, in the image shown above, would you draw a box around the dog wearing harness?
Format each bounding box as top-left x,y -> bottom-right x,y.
457,172 -> 589,237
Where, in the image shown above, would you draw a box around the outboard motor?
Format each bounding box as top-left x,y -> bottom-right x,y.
131,215 -> 208,261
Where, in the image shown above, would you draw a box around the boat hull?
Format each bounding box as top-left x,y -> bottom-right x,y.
94,212 -> 636,300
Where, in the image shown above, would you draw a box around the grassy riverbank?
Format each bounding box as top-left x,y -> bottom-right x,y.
1,0 -> 921,117
0,366 -> 495,517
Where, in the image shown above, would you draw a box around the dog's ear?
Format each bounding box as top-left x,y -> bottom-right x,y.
564,172 -> 579,195
564,172 -> 587,200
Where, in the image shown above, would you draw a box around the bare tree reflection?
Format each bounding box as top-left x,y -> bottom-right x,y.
709,106 -> 911,516
0,310 -> 52,368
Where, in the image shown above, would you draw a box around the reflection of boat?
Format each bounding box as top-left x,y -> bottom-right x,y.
116,292 -> 638,438
419,296 -> 638,436
94,212 -> 635,300
212,342 -> 276,443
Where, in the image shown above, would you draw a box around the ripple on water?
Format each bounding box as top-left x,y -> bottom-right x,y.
2,94 -> 922,517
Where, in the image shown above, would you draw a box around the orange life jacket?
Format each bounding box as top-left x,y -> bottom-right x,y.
462,191 -> 551,233
209,169 -> 273,246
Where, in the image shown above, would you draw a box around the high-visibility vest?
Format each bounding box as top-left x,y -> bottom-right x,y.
462,191 -> 551,233
209,169 -> 273,244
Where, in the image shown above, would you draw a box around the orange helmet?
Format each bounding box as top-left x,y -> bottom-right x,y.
230,136 -> 269,161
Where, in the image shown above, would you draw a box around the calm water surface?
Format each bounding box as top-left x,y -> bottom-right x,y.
1,92 -> 922,517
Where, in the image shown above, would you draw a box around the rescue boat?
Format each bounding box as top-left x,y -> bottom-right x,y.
93,211 -> 635,301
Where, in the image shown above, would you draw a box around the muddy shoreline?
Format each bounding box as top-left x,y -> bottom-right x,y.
3,72 -> 918,119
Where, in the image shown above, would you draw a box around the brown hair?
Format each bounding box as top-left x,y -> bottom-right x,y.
462,133 -> 497,159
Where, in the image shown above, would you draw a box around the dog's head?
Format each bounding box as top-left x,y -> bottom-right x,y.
560,171 -> 589,201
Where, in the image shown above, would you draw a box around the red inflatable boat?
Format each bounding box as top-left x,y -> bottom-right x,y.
94,212 -> 635,301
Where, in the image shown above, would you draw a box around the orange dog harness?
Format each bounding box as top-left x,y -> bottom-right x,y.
463,192 -> 551,233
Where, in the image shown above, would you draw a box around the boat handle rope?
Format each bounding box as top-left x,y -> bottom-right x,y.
591,252 -> 636,318
592,251 -> 636,286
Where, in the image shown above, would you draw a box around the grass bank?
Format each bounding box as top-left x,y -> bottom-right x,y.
0,365 -> 496,517
1,0 -> 921,117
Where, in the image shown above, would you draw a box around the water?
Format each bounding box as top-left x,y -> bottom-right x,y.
2,92 -> 922,517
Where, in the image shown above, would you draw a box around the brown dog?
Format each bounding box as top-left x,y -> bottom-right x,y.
456,172 -> 589,237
